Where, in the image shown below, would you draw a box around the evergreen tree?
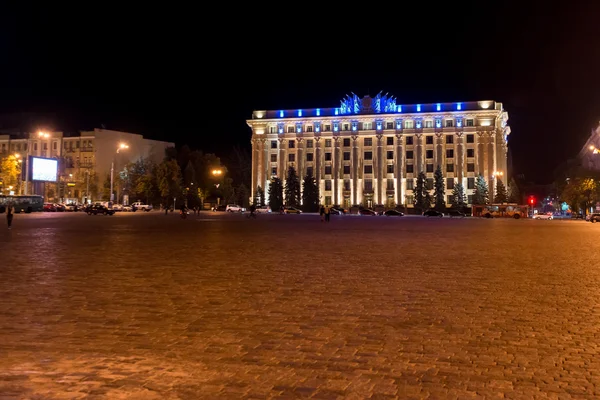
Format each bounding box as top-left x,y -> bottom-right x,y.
433,165 -> 446,212
255,185 -> 265,206
413,171 -> 431,212
494,179 -> 508,203
301,172 -> 320,212
473,174 -> 489,205
236,183 -> 250,208
268,177 -> 284,211
451,182 -> 467,210
284,166 -> 301,207
508,177 -> 521,203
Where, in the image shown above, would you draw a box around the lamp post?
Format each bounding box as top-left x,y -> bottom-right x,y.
211,168 -> 222,207
110,143 -> 129,204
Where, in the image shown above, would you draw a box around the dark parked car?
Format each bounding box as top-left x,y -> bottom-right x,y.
359,208 -> 377,216
383,209 -> 404,216
588,213 -> 600,223
331,206 -> 346,214
448,210 -> 466,218
86,204 -> 115,215
423,209 -> 443,217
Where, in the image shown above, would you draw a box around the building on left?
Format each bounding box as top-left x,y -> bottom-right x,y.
0,128 -> 174,203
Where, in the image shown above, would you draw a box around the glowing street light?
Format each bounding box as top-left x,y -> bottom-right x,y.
590,145 -> 599,154
110,143 -> 129,203
212,169 -> 222,176
38,131 -> 50,138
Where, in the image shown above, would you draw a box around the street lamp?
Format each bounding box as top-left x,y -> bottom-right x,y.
211,168 -> 223,207
590,145 -> 599,154
110,143 -> 129,203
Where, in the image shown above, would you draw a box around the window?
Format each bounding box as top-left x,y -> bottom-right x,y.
288,154 -> 295,162
446,149 -> 454,158
306,153 -> 313,161
468,195 -> 474,204
343,151 -> 350,161
467,178 -> 475,189
406,195 -> 414,204
43,143 -> 48,150
387,164 -> 394,173
364,179 -> 373,191
344,179 -> 350,190
387,150 -> 394,159
405,120 -> 414,129
324,125 -> 331,131
64,142 -> 68,149
363,122 -> 372,130
447,195 -> 454,204
406,179 -> 414,190
306,126 -> 313,132
406,164 -> 414,173
343,165 -> 350,174
446,135 -> 454,144
325,152 -> 332,161
386,136 -> 394,145
343,138 -> 350,147
287,126 -> 294,133
467,149 -> 475,157
271,140 -> 277,149
325,166 -> 332,175
288,140 -> 295,148
364,138 -> 372,146
426,136 -> 433,145
306,139 -> 313,148
406,150 -> 414,159
387,178 -> 394,190
466,119 -> 474,127
325,139 -> 332,147
306,167 -> 313,176
271,154 -> 277,162
364,165 -> 373,174
325,180 -> 332,191
34,143 -> 38,151
446,120 -> 454,127
270,126 -> 277,133
446,178 -> 454,189
446,163 -> 454,173
272,167 -> 277,176
466,134 -> 474,143
426,178 -> 433,190
364,151 -> 373,160
53,142 -> 57,150
406,136 -> 413,145
467,163 -> 475,172
425,120 -> 433,128
386,122 -> 394,130
426,164 -> 434,173
426,150 -> 433,159
343,123 -> 349,131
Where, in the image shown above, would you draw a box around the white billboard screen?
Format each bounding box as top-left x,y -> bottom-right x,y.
31,157 -> 58,182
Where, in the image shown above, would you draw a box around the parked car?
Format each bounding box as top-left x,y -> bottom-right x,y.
43,203 -> 56,212
331,206 -> 347,214
86,204 -> 115,215
226,204 -> 246,212
382,209 -> 404,216
132,201 -> 153,211
423,209 -> 443,217
359,208 -> 377,216
256,206 -> 271,213
587,213 -> 600,223
283,207 -> 302,214
534,213 -> 553,220
448,210 -> 466,218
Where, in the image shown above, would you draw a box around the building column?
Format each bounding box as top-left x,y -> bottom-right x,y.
415,134 -> 424,174
251,138 -> 259,200
297,137 -> 304,180
456,132 -> 464,182
261,138 -> 268,192
315,137 -> 322,197
477,132 -> 486,177
278,138 -> 286,184
351,135 -> 359,205
395,134 -> 404,206
435,133 -> 444,170
487,132 -> 496,200
333,136 -> 340,205
376,134 -> 383,205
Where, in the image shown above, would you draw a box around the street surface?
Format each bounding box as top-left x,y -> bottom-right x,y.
1,212 -> 599,399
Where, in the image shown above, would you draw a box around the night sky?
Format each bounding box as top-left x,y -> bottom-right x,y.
1,4 -> 599,184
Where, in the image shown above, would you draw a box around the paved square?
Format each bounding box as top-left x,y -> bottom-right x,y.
1,212 -> 599,399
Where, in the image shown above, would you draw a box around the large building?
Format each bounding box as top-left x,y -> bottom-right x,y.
578,121 -> 600,171
247,93 -> 510,209
0,128 -> 174,202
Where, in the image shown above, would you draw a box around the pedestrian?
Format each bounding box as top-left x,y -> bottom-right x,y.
325,205 -> 331,222
165,204 -> 169,215
320,205 -> 325,222
6,204 -> 14,230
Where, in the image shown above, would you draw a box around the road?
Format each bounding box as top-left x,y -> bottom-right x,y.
1,212 -> 599,399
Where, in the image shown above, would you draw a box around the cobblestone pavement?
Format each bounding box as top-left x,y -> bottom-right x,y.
1,212 -> 600,399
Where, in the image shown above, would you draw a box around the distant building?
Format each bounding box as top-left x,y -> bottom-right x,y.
578,122 -> 600,171
247,94 -> 510,208
0,128 -> 174,202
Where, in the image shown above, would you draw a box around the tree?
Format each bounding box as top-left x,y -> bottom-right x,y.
0,155 -> 21,193
268,177 -> 284,211
561,177 -> 600,215
301,172 -> 319,212
451,182 -> 467,210
255,185 -> 265,206
494,179 -> 508,203
413,171 -> 431,212
284,166 -> 301,207
473,174 -> 489,205
433,165 -> 446,212
236,183 -> 250,208
156,159 -> 182,207
508,177 -> 521,203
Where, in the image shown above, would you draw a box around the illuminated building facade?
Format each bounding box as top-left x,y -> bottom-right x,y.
578,122 -> 600,171
247,93 -> 510,208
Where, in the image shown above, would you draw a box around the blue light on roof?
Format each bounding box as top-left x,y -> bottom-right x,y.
416,104 -> 421,112
316,108 -> 320,116
298,109 -> 302,117
335,108 -> 339,115
456,103 -> 462,110
279,110 -> 284,118
397,105 -> 402,113
436,103 -> 441,111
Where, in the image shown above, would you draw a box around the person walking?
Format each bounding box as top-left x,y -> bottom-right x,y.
325,205 -> 331,222
320,205 -> 325,222
6,204 -> 14,229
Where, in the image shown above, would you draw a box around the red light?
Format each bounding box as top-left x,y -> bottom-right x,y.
529,197 -> 535,205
